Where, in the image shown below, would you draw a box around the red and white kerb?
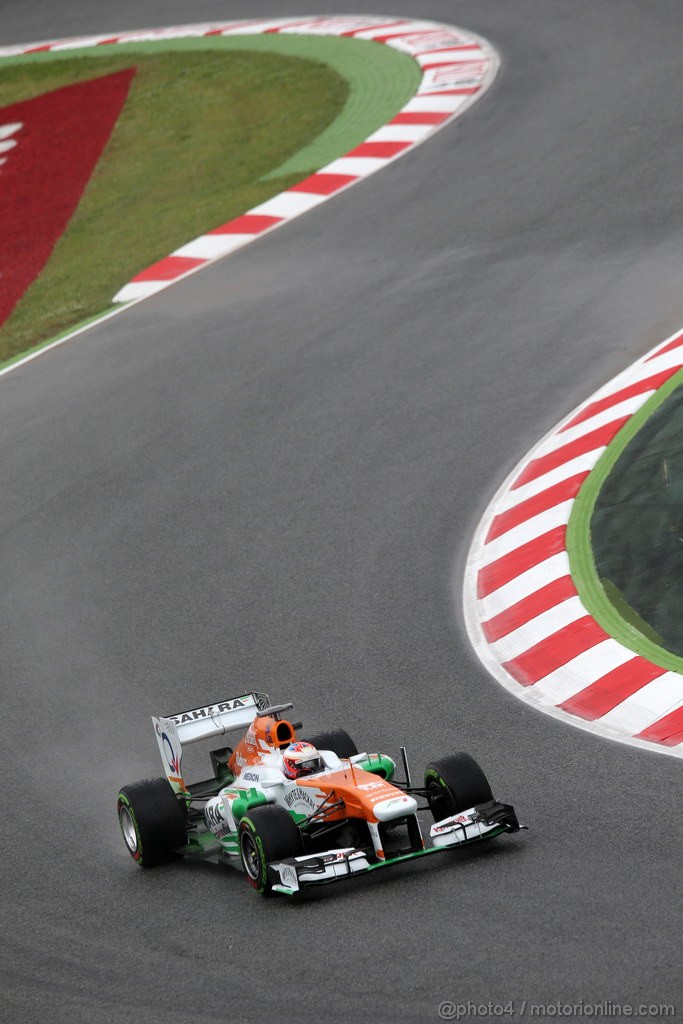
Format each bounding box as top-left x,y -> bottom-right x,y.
464,329 -> 683,758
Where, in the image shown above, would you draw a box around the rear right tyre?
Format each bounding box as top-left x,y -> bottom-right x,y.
302,728 -> 358,759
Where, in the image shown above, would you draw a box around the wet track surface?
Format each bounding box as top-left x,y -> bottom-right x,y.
2,3 -> 682,1022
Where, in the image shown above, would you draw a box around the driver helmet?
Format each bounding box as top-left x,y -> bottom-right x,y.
282,741 -> 323,780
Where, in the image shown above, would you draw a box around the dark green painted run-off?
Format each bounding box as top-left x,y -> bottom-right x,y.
567,367 -> 683,672
593,380 -> 683,657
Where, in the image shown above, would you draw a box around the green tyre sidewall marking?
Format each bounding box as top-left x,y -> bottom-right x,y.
424,768 -> 450,813
117,792 -> 144,865
567,365 -> 683,673
239,815 -> 268,895
424,769 -> 447,788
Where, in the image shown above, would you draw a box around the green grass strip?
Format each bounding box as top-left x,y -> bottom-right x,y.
566,366 -> 683,672
0,35 -> 420,176
0,35 -> 420,368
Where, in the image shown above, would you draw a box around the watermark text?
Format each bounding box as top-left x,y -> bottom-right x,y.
437,1000 -> 676,1020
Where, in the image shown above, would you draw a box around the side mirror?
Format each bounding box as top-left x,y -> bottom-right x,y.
256,703 -> 294,719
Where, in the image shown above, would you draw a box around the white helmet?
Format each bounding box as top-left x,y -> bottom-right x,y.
282,741 -> 323,780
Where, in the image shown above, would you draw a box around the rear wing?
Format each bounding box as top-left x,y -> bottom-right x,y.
152,691 -> 270,793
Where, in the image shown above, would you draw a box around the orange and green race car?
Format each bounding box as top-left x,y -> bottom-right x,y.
117,692 -> 523,896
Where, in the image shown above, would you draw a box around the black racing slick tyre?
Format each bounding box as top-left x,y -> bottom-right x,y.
424,753 -> 493,822
302,728 -> 358,759
239,804 -> 304,896
117,777 -> 187,868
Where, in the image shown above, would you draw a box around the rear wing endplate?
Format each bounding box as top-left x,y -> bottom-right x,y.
152,691 -> 270,793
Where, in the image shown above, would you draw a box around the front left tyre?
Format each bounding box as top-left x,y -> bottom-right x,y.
117,777 -> 187,868
239,804 -> 304,896
424,753 -> 493,822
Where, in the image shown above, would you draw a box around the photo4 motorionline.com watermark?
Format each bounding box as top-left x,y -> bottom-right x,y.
438,1001 -> 676,1020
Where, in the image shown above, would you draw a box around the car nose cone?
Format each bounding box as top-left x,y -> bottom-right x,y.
372,795 -> 418,821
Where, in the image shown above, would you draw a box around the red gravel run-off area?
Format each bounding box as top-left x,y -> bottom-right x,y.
0,67 -> 136,328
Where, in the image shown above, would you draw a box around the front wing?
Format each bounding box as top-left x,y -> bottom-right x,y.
269,800 -> 523,895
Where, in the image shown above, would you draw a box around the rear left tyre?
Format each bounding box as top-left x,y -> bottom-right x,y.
117,777 -> 187,868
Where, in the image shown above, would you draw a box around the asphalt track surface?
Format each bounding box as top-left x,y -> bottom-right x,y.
2,3 -> 682,1023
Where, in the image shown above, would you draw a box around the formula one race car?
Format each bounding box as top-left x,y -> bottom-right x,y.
117,692 -> 523,896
